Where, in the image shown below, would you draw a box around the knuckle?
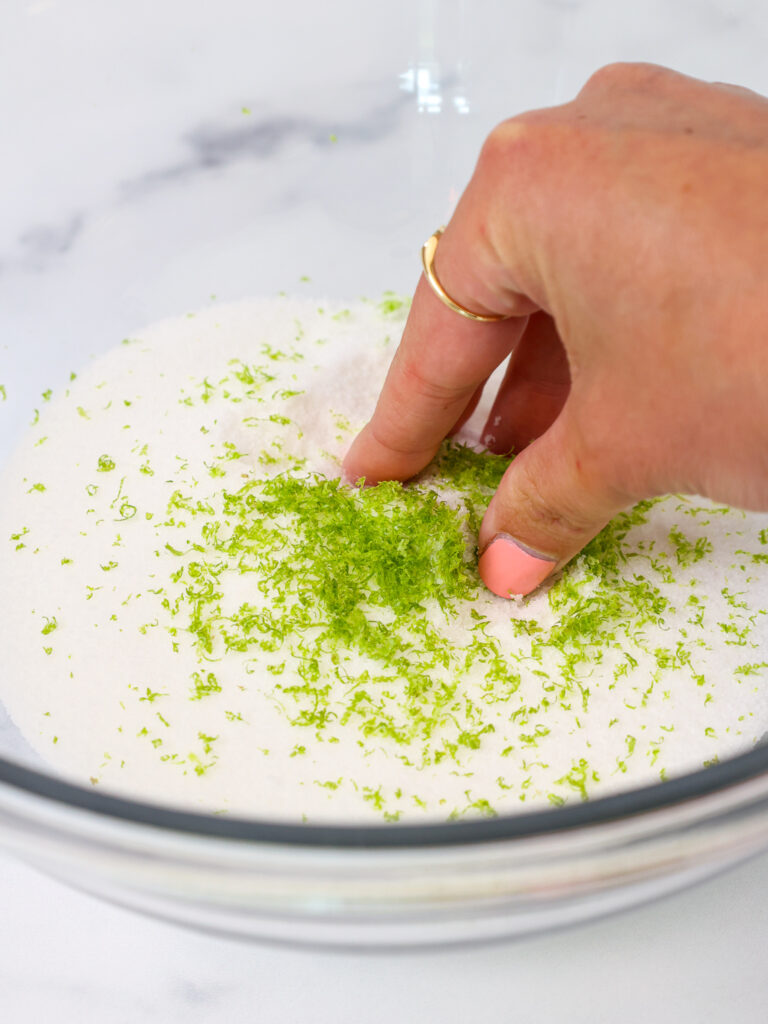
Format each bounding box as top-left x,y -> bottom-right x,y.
369,421 -> 435,461
479,116 -> 541,172
397,356 -> 472,409
580,61 -> 665,96
476,118 -> 556,241
500,419 -> 630,545
712,81 -> 757,98
581,61 -> 632,91
516,465 -> 596,541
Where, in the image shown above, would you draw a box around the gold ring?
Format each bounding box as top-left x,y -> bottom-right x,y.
421,227 -> 512,323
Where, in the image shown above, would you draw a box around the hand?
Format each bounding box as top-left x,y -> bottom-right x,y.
342,62 -> 768,597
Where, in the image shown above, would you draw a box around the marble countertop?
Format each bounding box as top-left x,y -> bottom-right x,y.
3,0 -> 768,1017
3,847 -> 768,1022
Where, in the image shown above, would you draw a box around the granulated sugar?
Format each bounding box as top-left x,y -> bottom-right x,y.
1,295 -> 767,822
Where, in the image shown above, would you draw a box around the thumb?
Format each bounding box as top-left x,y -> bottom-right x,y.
477,406 -> 629,597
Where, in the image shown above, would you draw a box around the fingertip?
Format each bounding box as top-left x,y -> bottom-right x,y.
342,422 -> 440,487
478,533 -> 557,597
480,413 -> 515,455
340,439 -> 366,488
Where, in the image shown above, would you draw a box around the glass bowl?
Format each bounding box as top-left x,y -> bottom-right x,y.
2,0 -> 768,948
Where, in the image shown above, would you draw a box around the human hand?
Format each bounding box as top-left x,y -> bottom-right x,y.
342,62 -> 768,597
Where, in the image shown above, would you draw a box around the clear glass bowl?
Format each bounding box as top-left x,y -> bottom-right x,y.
2,0 -> 768,948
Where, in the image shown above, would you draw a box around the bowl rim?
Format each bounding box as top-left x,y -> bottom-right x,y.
2,742 -> 768,848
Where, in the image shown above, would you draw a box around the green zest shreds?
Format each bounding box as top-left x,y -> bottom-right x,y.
159,444 -> 507,752
149,426 -> 763,815
2,295 -> 767,823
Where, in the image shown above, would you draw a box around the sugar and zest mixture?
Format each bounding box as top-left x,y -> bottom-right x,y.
0,296 -> 767,822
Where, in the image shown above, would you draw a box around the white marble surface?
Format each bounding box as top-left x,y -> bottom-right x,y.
3,846 -> 768,1022
3,0 -> 768,1017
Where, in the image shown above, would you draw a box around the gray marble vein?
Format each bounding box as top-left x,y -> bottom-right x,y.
120,91 -> 412,199
0,88 -> 411,278
7,214 -> 85,274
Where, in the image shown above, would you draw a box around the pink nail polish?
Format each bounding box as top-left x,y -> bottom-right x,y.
478,533 -> 556,597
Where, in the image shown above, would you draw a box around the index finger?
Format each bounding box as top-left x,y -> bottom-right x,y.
342,132 -> 542,485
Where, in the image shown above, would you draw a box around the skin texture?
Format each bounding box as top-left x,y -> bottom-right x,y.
342,62 -> 768,596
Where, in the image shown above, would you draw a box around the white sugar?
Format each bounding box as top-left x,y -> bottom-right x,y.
0,295 -> 766,823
